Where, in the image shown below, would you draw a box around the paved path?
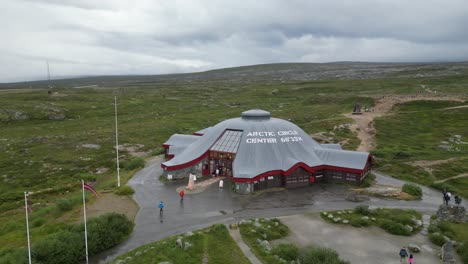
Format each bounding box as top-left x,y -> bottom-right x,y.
227,225 -> 262,264
92,158 -> 463,263
277,215 -> 442,264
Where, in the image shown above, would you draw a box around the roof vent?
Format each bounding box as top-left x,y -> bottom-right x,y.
241,109 -> 271,120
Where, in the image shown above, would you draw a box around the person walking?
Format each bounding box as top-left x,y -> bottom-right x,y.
158,201 -> 164,214
179,189 -> 185,201
408,254 -> 414,264
455,195 -> 462,206
444,193 -> 450,205
399,247 -> 408,264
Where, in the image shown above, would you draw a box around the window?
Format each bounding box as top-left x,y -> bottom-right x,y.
346,173 -> 356,181
210,130 -> 243,153
329,170 -> 343,179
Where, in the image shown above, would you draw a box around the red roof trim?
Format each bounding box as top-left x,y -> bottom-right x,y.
232,163 -> 368,183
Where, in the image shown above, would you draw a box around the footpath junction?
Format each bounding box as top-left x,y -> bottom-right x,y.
162,109 -> 372,194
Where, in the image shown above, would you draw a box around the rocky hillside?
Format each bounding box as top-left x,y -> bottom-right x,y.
1,62 -> 468,89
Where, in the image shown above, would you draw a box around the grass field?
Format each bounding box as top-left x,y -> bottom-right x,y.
373,100 -> 468,196
0,64 -> 467,256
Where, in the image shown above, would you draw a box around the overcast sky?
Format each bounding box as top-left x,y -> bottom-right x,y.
1,0 -> 468,82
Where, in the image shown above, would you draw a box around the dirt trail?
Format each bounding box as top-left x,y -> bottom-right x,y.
434,173 -> 468,183
346,94 -> 466,152
405,158 -> 461,175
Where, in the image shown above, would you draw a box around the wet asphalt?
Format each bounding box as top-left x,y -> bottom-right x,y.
93,157 -> 461,263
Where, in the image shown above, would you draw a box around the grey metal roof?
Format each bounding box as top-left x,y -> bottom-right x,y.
163,109 -> 370,178
320,144 -> 343,150
194,127 -> 212,135
163,134 -> 200,146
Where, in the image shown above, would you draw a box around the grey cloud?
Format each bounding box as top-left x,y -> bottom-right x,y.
1,0 -> 468,82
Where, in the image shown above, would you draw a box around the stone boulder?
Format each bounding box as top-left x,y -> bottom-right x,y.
176,238 -> 183,248
441,241 -> 456,264
184,241 -> 192,250
0,109 -> 29,121
413,219 -> 422,227
407,244 -> 421,253
260,240 -> 272,252
436,205 -> 468,222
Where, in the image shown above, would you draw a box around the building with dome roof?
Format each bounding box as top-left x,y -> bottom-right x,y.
162,109 -> 372,194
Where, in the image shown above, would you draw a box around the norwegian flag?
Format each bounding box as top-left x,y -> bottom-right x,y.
83,181 -> 99,198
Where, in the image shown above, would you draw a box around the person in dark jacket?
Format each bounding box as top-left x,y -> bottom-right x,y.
399,247 -> 408,263
455,195 -> 462,205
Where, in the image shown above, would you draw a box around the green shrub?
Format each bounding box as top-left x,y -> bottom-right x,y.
350,218 -> 370,227
457,243 -> 468,264
121,157 -> 145,170
429,233 -> 446,246
78,213 -> 134,255
299,246 -> 350,264
435,222 -> 455,238
32,230 -> 84,264
354,205 -> 370,215
360,173 -> 376,188
379,220 -> 411,236
402,183 -> 422,198
30,213 -> 133,264
115,185 -> 135,196
271,243 -> 299,261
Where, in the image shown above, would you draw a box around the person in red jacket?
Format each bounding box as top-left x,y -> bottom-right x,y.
179,189 -> 185,201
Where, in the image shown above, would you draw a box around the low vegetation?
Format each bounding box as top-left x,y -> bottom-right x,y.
0,213 -> 133,264
111,224 -> 249,264
402,183 -> 422,198
321,206 -> 423,236
238,218 -> 350,264
299,246 -> 349,264
374,100 -> 468,197
428,218 -> 468,262
115,185 -> 135,196
238,218 -> 289,264
121,157 -> 145,170
0,64 -> 466,254
360,173 -> 376,188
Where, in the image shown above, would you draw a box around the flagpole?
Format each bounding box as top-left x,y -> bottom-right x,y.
81,180 -> 89,264
24,192 -> 32,264
115,96 -> 121,188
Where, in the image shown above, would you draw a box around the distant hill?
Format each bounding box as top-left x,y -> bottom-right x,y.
1,61 -> 468,89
